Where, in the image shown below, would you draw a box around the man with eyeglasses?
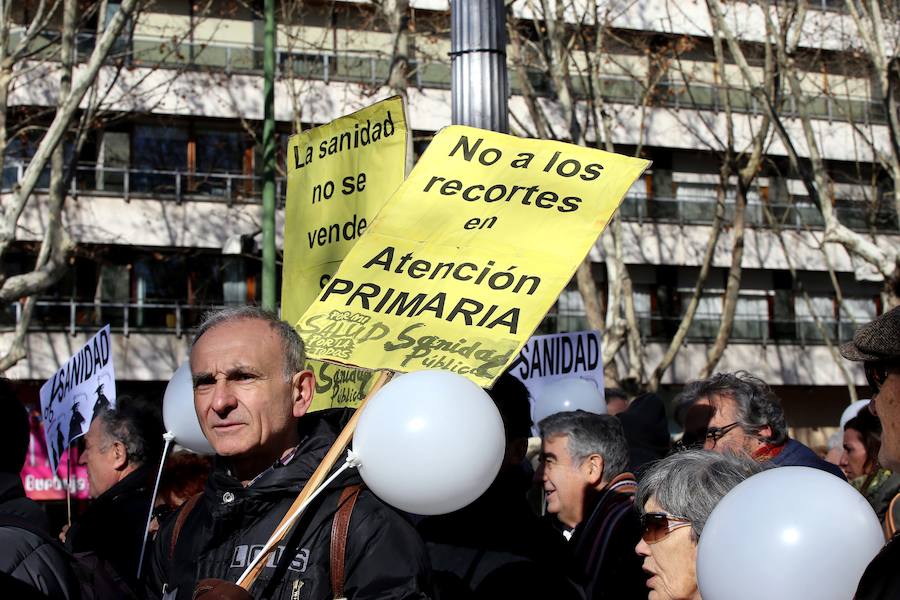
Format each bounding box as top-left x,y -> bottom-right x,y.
841,305 -> 900,600
677,371 -> 845,478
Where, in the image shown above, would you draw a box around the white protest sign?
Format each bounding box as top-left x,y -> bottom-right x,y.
508,330 -> 604,426
39,325 -> 116,474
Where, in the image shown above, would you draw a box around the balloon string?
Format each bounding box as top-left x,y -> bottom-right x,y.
136,432 -> 175,581
65,447 -> 72,527
236,451 -> 359,586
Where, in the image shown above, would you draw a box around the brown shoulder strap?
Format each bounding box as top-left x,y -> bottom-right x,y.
169,492 -> 203,561
330,484 -> 363,600
886,492 -> 900,539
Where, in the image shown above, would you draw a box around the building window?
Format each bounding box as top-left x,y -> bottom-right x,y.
131,125 -> 189,194
732,294 -> 769,340
795,295 -> 836,342
557,289 -> 589,333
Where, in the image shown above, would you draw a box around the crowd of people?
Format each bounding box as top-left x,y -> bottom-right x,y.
0,304 -> 897,599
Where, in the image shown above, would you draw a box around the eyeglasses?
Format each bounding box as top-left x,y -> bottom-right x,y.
704,422 -> 741,447
640,512 -> 692,543
865,362 -> 889,395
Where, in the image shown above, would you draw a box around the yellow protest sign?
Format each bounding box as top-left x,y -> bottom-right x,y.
296,125 -> 651,388
282,97 -> 409,410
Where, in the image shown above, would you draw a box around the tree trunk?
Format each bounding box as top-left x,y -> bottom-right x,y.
648,179 -> 728,390
383,0 -> 409,94
708,0 -> 895,277
576,259 -> 605,332
0,0 -> 140,265
700,181 -> 747,377
0,0 -> 77,372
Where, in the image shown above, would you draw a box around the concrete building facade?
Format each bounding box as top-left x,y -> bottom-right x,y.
4,0 -> 898,441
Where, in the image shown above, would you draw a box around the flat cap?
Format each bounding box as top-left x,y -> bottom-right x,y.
840,306 -> 900,363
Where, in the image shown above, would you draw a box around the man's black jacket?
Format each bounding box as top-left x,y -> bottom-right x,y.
855,534 -> 900,600
145,409 -> 432,600
65,464 -> 153,589
0,473 -> 81,599
417,467 -> 581,599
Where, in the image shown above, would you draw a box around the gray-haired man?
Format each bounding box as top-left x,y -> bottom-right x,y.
538,411 -> 646,599
65,397 -> 163,589
678,371 -> 844,478
146,306 -> 431,600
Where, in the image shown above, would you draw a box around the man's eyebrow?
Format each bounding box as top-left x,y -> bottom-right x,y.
192,365 -> 263,386
192,372 -> 215,387
225,365 -> 264,378
540,452 -> 556,461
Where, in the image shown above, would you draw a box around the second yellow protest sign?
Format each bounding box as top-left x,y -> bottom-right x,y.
296,126 -> 650,388
282,97 -> 409,410
282,97 -> 409,321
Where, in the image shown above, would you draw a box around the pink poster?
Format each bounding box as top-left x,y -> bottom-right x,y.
20,411 -> 89,500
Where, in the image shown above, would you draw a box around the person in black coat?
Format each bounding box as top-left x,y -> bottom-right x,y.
840,306 -> 900,599
617,392 -> 670,476
145,307 -> 431,600
63,396 -> 163,590
0,381 -> 80,599
417,373 -> 580,599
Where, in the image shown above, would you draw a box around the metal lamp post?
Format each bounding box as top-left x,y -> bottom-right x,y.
450,0 -> 509,133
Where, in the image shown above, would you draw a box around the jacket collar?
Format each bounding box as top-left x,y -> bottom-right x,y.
207,408 -> 358,501
0,472 -> 25,504
95,464 -> 151,504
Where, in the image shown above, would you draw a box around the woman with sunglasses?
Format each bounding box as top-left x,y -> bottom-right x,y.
840,409 -> 900,537
634,450 -> 763,599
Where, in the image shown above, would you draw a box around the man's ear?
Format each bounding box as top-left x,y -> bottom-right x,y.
756,424 -> 773,442
583,453 -> 605,487
291,370 -> 316,418
111,441 -> 128,471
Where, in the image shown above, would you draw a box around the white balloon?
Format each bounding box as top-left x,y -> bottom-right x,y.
352,370 -> 505,515
840,399 -> 870,430
532,377 -> 607,425
163,362 -> 215,455
697,467 -> 884,600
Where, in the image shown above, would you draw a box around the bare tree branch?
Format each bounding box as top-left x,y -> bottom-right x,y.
0,0 -> 141,264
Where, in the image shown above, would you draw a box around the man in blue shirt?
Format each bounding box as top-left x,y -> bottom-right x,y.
677,370 -> 845,479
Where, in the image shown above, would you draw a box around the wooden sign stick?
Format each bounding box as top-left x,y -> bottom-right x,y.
236,369 -> 393,590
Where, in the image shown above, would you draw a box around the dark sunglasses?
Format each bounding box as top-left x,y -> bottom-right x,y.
704,422 -> 740,446
640,512 -> 692,543
865,362 -> 889,395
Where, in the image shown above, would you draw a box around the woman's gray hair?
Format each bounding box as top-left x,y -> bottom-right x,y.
635,450 -> 764,541
192,306 -> 306,379
539,411 -> 630,480
677,371 -> 788,445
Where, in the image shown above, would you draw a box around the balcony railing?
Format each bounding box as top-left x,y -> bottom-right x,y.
618,194 -> 899,232
1,300 -> 228,337
2,299 -> 868,347
3,161 -> 896,232
545,312 -> 863,346
8,28 -> 887,126
2,162 -> 287,207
